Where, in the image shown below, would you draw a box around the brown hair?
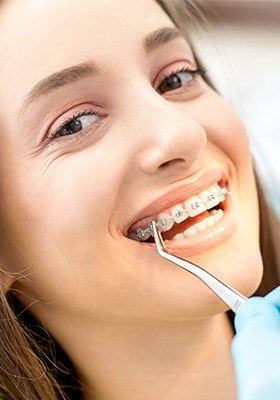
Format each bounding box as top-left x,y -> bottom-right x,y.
0,1 -> 279,399
0,290 -> 66,400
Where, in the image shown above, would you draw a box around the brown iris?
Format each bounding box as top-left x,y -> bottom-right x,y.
59,119 -> 83,136
158,74 -> 184,94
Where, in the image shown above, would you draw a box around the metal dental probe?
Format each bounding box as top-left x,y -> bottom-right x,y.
151,221 -> 248,313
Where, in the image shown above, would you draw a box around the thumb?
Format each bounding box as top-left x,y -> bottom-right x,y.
235,297 -> 280,333
265,286 -> 280,310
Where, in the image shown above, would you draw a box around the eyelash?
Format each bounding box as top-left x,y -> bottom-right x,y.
161,66 -> 205,82
48,65 -> 205,142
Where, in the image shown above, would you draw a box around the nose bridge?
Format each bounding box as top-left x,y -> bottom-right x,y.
126,88 -> 207,175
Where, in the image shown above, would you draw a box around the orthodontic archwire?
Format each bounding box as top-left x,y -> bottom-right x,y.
136,187 -> 230,241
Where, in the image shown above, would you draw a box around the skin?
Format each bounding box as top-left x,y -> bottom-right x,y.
0,0 -> 263,399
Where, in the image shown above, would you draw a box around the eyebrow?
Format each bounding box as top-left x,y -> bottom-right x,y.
22,62 -> 98,110
144,27 -> 182,54
21,27 -> 182,111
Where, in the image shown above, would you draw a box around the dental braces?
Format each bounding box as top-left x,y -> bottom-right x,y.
136,187 -> 229,241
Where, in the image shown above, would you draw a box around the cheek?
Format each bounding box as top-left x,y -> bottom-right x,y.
210,109 -> 250,164
0,144 -> 131,308
195,90 -> 251,166
190,93 -> 262,295
28,151 -> 123,229
0,138 -> 128,268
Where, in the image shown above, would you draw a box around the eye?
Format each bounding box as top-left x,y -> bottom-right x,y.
157,67 -> 204,95
50,110 -> 101,140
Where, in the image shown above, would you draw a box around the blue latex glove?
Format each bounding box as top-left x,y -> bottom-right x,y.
232,286 -> 280,400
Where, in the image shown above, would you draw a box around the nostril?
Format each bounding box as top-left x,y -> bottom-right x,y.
159,158 -> 185,169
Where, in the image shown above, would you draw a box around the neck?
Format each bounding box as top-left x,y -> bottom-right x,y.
47,312 -> 237,400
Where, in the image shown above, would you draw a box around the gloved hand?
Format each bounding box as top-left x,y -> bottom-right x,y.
232,286 -> 280,400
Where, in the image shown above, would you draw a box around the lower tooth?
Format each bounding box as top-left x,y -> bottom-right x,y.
214,209 -> 224,222
205,215 -> 215,227
195,220 -> 207,232
209,209 -> 218,216
184,226 -> 197,237
173,233 -> 185,241
172,209 -> 225,241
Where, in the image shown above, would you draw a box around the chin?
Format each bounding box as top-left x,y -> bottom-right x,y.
184,245 -> 263,317
155,239 -> 264,320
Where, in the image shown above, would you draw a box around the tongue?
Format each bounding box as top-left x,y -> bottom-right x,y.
162,210 -> 210,240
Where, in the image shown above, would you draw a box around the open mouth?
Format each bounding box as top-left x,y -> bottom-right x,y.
127,182 -> 229,244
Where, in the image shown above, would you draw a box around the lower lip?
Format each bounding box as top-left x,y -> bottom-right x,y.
132,195 -> 238,258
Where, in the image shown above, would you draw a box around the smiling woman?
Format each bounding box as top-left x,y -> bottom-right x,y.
0,0 -> 279,400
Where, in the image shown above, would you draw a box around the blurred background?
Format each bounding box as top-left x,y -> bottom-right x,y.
194,0 -> 280,216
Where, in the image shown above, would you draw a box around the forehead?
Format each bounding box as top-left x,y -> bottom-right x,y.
0,0 -> 180,126
0,0 -> 175,108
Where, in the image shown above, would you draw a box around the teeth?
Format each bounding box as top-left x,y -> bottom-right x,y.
195,220 -> 207,232
171,204 -> 188,223
210,183 -> 226,200
198,190 -> 214,210
182,209 -> 224,239
209,209 -> 218,216
204,191 -> 220,210
136,228 -> 151,241
184,226 -> 197,237
173,233 -> 185,241
205,215 -> 215,228
184,196 -> 206,217
133,183 -> 229,241
214,209 -> 223,222
157,213 -> 174,232
128,232 -> 142,242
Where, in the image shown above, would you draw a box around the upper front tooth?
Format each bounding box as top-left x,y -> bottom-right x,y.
157,213 -> 174,232
171,203 -> 188,223
198,190 -> 214,210
184,196 -> 206,217
209,184 -> 226,202
199,187 -> 220,210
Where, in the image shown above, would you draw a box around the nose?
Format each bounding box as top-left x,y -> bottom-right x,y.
133,94 -> 207,176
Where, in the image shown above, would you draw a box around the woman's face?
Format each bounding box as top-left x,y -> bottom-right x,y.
0,0 -> 262,322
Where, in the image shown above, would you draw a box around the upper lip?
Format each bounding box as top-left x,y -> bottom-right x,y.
123,168 -> 228,236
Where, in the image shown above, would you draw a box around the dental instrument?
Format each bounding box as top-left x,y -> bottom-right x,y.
151,221 -> 248,313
